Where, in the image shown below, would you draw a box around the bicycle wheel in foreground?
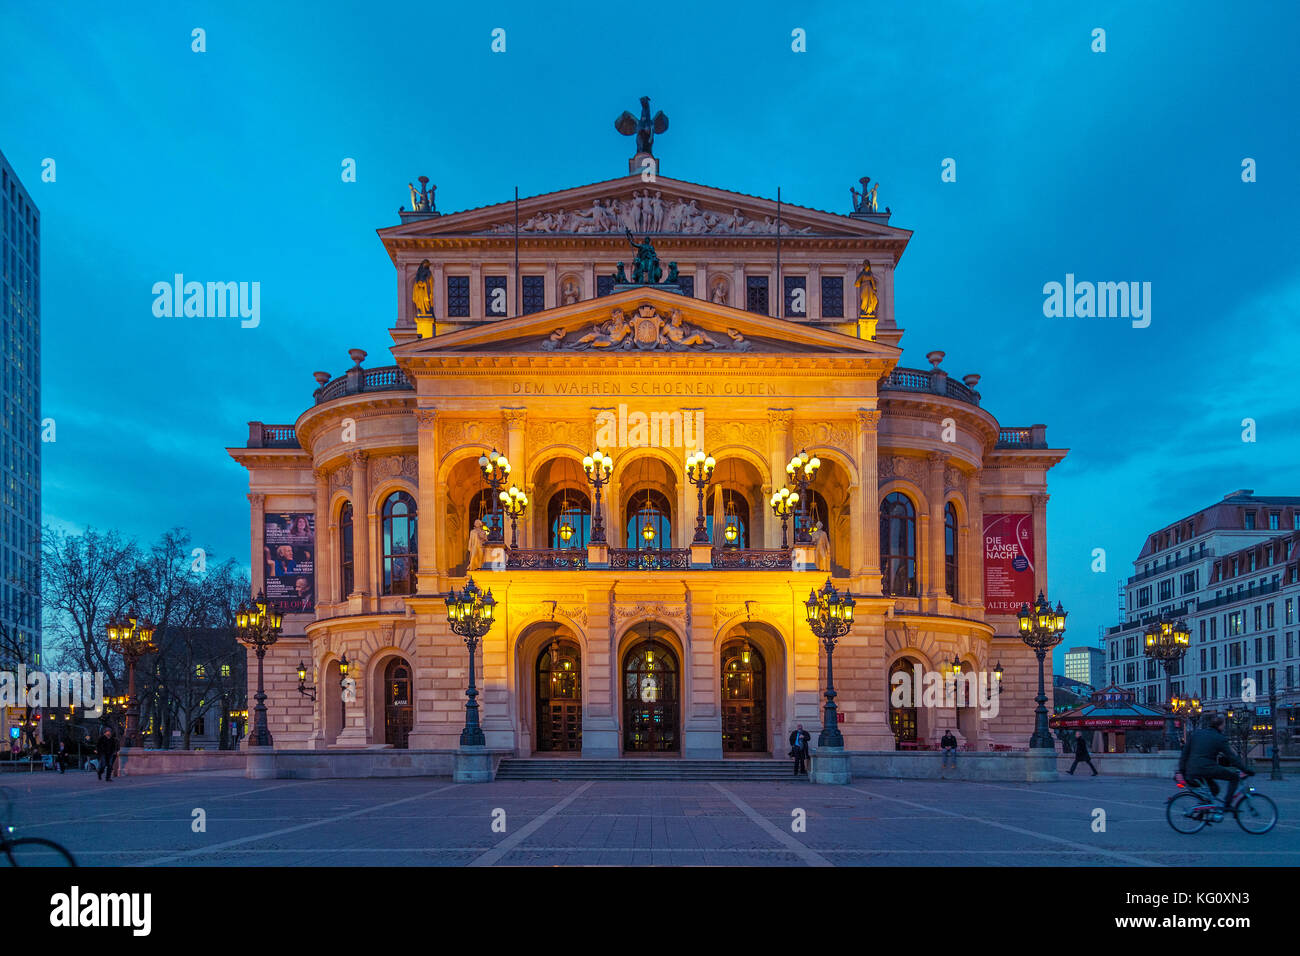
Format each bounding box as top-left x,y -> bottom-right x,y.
1235,793 -> 1278,834
1166,792 -> 1208,834
2,837 -> 78,867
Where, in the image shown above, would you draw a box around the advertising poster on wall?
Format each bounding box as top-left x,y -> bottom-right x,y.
263,513 -> 315,612
983,513 -> 1035,614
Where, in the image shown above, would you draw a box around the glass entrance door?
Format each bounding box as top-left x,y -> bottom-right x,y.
623,640 -> 679,753
537,640 -> 582,752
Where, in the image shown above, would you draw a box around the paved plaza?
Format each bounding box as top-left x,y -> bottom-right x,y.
4,770 -> 1299,866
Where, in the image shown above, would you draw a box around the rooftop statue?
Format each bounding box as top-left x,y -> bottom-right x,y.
615,96 -> 669,156
625,229 -> 664,285
850,176 -> 879,214
406,175 -> 437,214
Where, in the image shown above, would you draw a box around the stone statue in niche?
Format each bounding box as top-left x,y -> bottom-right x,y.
855,259 -> 879,319
467,518 -> 488,571
560,277 -> 580,305
809,522 -> 831,572
710,280 -> 729,305
412,259 -> 434,318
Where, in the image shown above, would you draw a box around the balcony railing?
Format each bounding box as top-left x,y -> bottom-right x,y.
880,367 -> 981,406
314,364 -> 414,405
609,548 -> 691,570
994,425 -> 1048,449
504,549 -> 588,570
710,548 -> 792,569
246,422 -> 300,448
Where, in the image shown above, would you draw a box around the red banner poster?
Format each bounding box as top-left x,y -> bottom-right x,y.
983,513 -> 1035,614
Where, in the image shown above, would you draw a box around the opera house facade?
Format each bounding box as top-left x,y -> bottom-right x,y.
230,148 -> 1065,765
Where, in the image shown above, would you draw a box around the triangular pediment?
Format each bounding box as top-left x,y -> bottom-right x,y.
379,176 -> 911,249
391,288 -> 900,361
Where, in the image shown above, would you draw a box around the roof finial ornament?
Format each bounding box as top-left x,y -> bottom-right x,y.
615,96 -> 668,177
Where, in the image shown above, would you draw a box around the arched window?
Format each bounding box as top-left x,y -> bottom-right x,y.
339,501 -> 354,599
944,502 -> 959,601
708,490 -> 750,548
548,490 -> 591,550
381,491 -> 418,595
880,492 -> 917,597
626,489 -> 672,550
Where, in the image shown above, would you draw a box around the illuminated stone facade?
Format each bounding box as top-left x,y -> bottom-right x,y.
229,172 -> 1066,759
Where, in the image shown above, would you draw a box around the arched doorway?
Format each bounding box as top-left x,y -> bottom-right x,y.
720,639 -> 766,753
323,659 -> 343,745
383,658 -> 413,749
536,639 -> 582,752
888,657 -> 919,750
623,636 -> 680,753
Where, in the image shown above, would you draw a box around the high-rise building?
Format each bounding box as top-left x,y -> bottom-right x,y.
1106,491 -> 1300,720
1063,646 -> 1105,689
0,149 -> 41,675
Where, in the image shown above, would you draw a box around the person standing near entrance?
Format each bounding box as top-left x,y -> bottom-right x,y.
95,727 -> 120,783
788,724 -> 811,776
1067,731 -> 1098,776
940,729 -> 958,769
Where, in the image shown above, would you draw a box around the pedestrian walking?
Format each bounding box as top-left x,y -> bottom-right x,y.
788,724 -> 811,776
95,727 -> 120,783
940,729 -> 959,769
55,740 -> 69,774
1067,731 -> 1098,776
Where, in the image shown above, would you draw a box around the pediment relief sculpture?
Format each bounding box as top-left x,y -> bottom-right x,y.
539,304 -> 751,352
484,194 -> 815,235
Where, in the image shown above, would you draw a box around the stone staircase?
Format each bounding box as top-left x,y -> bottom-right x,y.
495,758 -> 800,782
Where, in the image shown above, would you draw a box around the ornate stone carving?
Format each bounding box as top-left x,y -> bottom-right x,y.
768,408 -> 793,430
540,304 -> 743,352
503,407 -> 527,430
328,463 -> 352,496
943,465 -> 969,496
793,421 -> 853,451
414,409 -> 438,427
704,420 -> 767,451
531,419 -> 588,449
857,408 -> 882,429
615,603 -> 687,627
440,420 -> 507,449
485,195 -> 814,236
371,454 -> 419,483
878,455 -> 927,486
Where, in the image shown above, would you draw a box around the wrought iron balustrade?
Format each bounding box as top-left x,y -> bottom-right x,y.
608,548 -> 691,570
504,549 -> 588,570
710,548 -> 792,569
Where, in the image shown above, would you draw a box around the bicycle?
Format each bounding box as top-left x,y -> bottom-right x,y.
0,788 -> 77,866
1166,771 -> 1278,835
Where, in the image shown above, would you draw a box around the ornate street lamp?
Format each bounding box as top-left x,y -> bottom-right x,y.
500,484 -> 529,549
235,590 -> 284,748
769,487 -> 799,549
105,609 -> 157,748
1144,611 -> 1190,750
478,448 -> 512,543
1171,694 -> 1202,733
785,449 -> 820,544
805,577 -> 855,747
993,661 -> 1004,695
445,577 -> 497,747
582,450 -> 614,545
1018,591 -> 1068,750
296,661 -> 317,701
685,449 -> 716,545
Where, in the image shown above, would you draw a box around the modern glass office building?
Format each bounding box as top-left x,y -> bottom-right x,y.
0,149 -> 41,670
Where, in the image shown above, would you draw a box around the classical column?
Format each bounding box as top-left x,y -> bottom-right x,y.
248,493 -> 266,595
350,451 -> 370,601
695,263 -> 708,300
858,408 -> 882,593
966,470 -> 983,607
432,261 -> 444,323
313,469 -> 330,608
416,409 -> 440,588
504,408 -> 528,548
807,264 -> 821,321
545,260 -> 557,310
926,451 -> 947,600
767,409 -> 793,547
470,263 -> 482,319
1031,493 -> 1050,596
732,263 -> 745,311
583,262 -> 596,303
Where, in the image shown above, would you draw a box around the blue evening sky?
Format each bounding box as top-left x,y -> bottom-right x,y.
5,1 -> 1298,669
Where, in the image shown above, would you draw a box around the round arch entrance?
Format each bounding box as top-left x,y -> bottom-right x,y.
720,639 -> 766,753
536,639 -> 582,752
622,636 -> 680,753
383,657 -> 413,749
888,657 -> 920,750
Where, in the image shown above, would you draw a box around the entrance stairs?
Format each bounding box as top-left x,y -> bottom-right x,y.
495,758 -> 798,781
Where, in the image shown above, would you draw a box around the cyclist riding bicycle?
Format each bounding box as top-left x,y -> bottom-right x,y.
1175,713 -> 1250,809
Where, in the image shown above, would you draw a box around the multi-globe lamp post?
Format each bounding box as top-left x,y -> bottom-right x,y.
500,485 -> 529,549
804,578 -> 855,748
234,590 -> 284,748
1143,611 -> 1190,750
1017,591 -> 1068,750
785,450 -> 820,543
685,450 -> 715,545
105,610 -> 157,748
445,577 -> 497,747
478,448 -> 512,543
582,450 -> 614,545
769,487 -> 799,549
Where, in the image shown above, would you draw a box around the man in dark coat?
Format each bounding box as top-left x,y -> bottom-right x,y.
940,729 -> 959,769
1067,731 -> 1098,775
788,724 -> 811,776
54,740 -> 69,774
95,727 -> 120,783
1177,714 -> 1249,808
